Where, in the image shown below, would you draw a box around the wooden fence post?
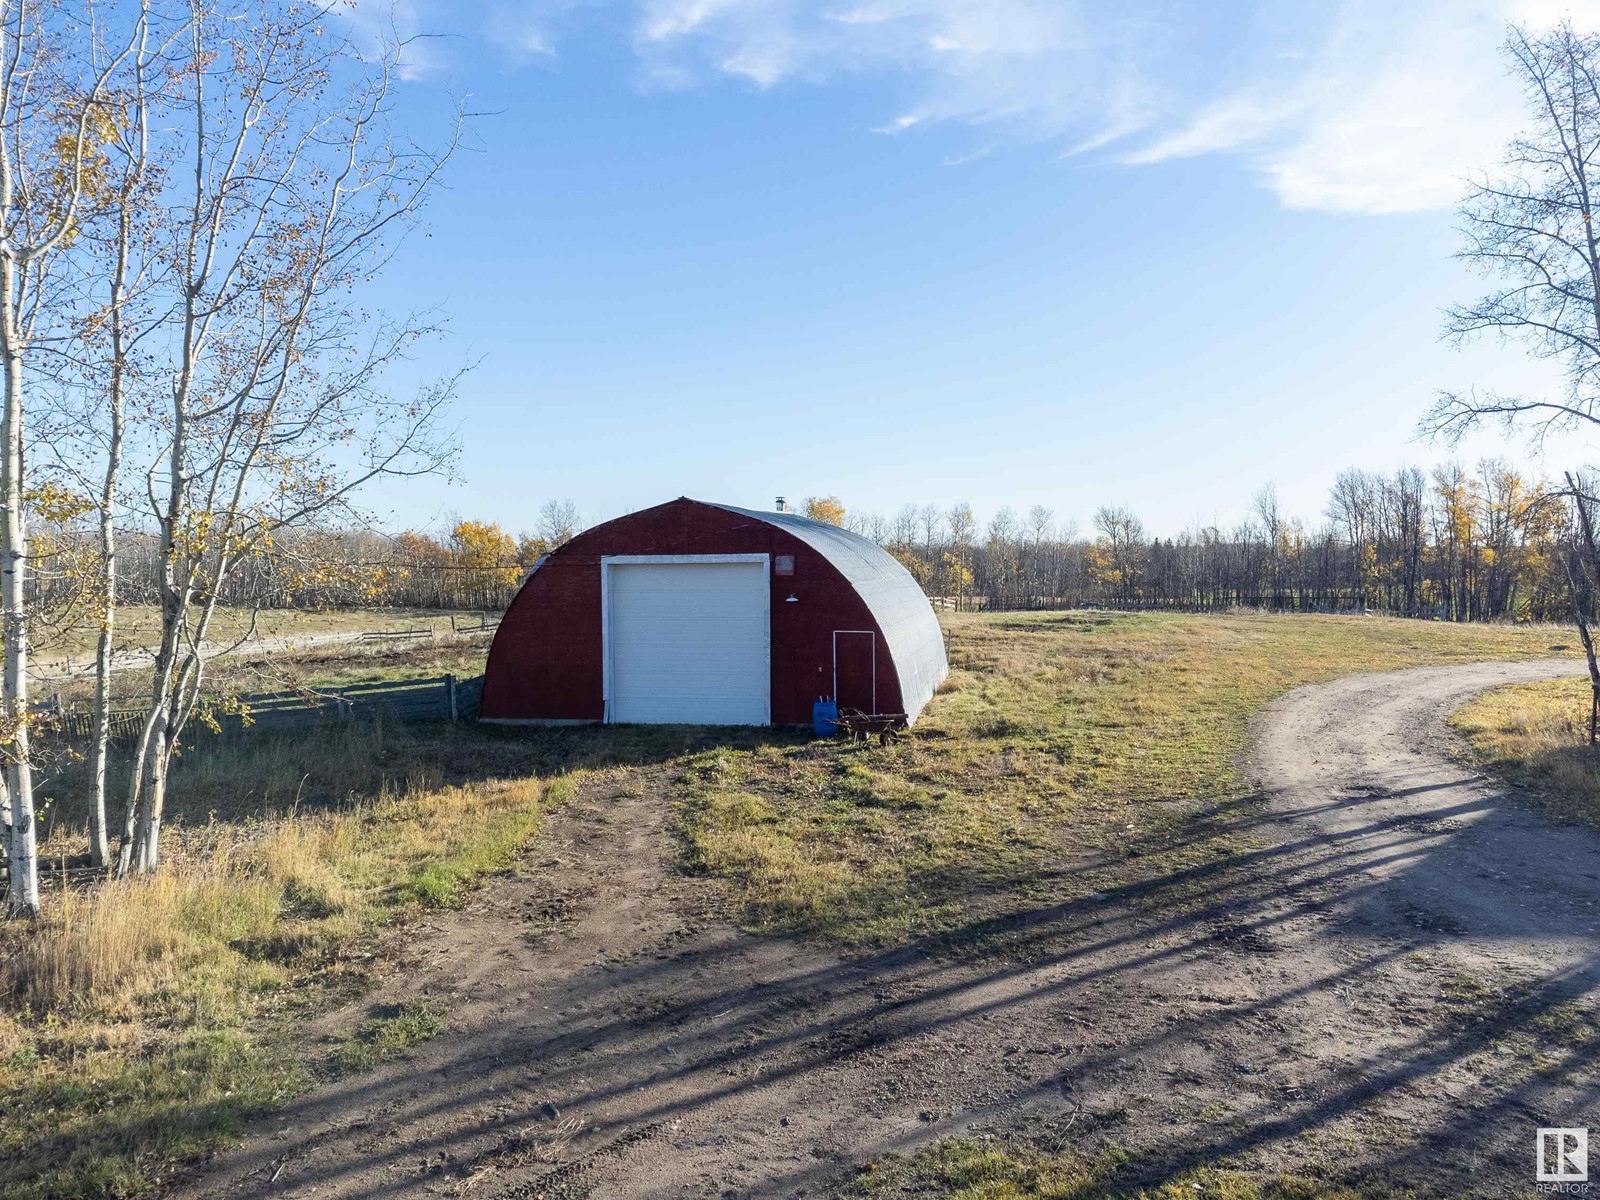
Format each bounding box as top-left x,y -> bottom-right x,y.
447,673 -> 457,721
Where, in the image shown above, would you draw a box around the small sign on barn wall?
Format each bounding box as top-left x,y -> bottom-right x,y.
775,555 -> 795,576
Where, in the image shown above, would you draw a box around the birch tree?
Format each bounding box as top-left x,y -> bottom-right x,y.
946,502 -> 974,610
1421,21 -> 1600,727
109,0 -> 460,874
37,5 -> 166,871
1427,22 -> 1600,442
0,1 -> 144,916
1562,471 -> 1600,743
536,497 -> 578,548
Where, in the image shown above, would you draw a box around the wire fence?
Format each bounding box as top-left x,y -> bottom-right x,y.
40,673 -> 486,748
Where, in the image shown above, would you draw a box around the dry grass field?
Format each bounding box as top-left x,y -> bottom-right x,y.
2,728 -> 565,1199
35,620 -> 496,721
0,610 -> 1581,1199
32,604 -> 478,665
676,610 -> 1579,945
1452,673 -> 1600,828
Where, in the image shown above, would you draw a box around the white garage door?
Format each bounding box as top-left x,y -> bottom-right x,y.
606,558 -> 770,725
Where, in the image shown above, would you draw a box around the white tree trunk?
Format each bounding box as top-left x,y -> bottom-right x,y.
90,196 -> 133,872
1,298 -> 38,917
90,423 -> 120,869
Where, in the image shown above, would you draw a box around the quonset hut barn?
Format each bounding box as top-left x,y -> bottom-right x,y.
480,498 -> 948,727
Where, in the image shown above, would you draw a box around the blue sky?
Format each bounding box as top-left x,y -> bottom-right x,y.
344,0 -> 1597,538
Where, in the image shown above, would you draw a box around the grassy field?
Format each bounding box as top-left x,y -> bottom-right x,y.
219,633 -> 495,693
32,604 -> 488,676
676,609 -> 1577,945
0,710 -> 783,1199
39,622 -> 496,710
0,609 -> 1577,1198
1451,672 -> 1600,828
2,724 -> 564,1199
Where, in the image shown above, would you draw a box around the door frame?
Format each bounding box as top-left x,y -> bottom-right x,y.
601,553 -> 771,724
832,629 -> 877,713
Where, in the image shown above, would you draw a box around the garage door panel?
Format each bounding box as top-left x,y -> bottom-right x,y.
607,560 -> 769,725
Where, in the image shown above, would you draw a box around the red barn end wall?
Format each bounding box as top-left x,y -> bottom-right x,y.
479,499 -> 903,724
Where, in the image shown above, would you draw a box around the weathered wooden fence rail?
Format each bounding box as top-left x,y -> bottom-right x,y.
358,625 -> 441,644
42,673 -> 486,748
354,614 -> 499,643
53,707 -> 147,744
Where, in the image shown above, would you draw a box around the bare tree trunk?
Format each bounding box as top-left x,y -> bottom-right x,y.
89,19 -> 152,870
117,702 -> 158,876
0,1 -> 145,908
89,386 -> 123,869
124,591 -> 181,873
1566,473 -> 1600,746
1572,600 -> 1600,746
90,204 -> 136,871
0,279 -> 35,916
133,719 -> 168,873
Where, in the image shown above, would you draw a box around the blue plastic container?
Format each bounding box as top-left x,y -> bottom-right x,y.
813,696 -> 839,737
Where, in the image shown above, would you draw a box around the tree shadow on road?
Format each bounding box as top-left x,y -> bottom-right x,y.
167,759 -> 1600,1200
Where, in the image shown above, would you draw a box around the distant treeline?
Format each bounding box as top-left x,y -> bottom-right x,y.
30,512 -> 575,618
831,462 -> 1571,622
27,464 -> 1581,623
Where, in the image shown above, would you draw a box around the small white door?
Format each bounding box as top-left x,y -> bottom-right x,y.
606,559 -> 770,725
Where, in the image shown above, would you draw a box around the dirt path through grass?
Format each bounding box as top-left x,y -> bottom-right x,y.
172,658 -> 1600,1199
1255,658 -> 1600,992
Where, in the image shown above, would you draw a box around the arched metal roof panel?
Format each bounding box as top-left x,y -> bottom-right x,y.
707,502 -> 948,722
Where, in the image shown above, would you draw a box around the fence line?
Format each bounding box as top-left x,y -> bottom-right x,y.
41,672 -> 486,748
359,625 -> 437,643
354,614 -> 500,644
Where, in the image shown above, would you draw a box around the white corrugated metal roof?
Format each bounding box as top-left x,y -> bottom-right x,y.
708,502 -> 949,723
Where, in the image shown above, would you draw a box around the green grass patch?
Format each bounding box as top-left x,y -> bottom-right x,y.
46,622 -> 494,708
332,997 -> 447,1075
0,1024 -> 312,1200
847,1138 -> 1361,1199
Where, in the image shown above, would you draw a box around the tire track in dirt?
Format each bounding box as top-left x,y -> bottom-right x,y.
173,658 -> 1600,1199
1252,658 -> 1600,980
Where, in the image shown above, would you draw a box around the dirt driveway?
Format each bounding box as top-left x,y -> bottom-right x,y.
173,659 -> 1600,1199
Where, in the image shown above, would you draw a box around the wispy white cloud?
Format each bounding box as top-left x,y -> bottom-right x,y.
628,0 -> 1129,129
336,0 -> 452,81
487,3 -> 559,62
1124,0 -> 1600,215
613,0 -> 1600,215
486,1 -> 613,66
358,0 -> 1600,217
